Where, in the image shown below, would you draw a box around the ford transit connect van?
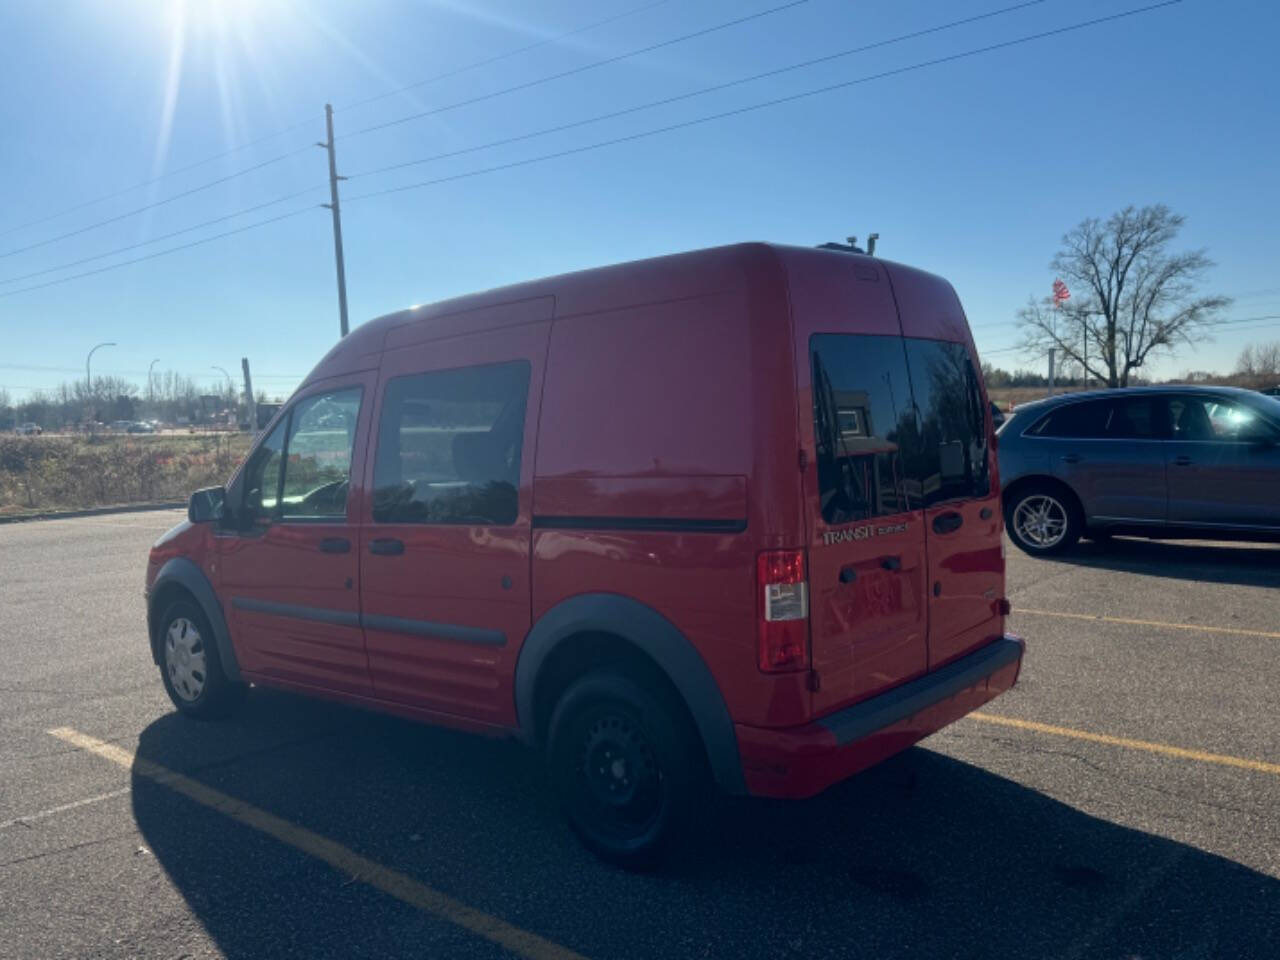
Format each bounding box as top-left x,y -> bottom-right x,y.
146,243 -> 1023,865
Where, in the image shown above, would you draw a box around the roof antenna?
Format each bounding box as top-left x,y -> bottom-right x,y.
816,233 -> 878,255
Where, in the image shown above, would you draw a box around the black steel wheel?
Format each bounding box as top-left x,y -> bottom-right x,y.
547,671 -> 699,868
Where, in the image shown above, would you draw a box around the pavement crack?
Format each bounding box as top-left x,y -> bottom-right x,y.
0,828 -> 138,868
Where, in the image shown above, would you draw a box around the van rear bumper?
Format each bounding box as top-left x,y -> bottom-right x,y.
735,634 -> 1024,799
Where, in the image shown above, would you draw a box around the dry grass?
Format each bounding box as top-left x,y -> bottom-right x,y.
989,386 -> 1094,410
0,433 -> 252,517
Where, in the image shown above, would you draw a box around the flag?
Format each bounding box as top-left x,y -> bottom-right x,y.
1052,278 -> 1071,305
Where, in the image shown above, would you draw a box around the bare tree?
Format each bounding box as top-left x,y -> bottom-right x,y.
1017,205 -> 1230,387
1236,340 -> 1280,385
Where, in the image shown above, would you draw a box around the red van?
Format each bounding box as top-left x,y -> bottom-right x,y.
146,243 -> 1023,864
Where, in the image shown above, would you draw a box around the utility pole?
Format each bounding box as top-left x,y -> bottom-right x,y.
147,358 -> 160,404
241,357 -> 257,432
318,103 -> 350,338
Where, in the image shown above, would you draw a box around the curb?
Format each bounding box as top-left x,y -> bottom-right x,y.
0,501 -> 187,525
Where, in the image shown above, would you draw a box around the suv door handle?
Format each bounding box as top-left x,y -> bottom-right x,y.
1173,455 -> 1192,466
1061,453 -> 1081,464
932,511 -> 964,535
319,537 -> 351,554
369,538 -> 405,556
880,555 -> 902,571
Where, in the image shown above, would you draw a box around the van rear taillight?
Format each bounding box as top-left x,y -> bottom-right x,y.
757,550 -> 809,673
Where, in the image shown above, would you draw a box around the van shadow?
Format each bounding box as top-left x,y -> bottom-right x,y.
131,692 -> 1279,960
1057,536 -> 1280,588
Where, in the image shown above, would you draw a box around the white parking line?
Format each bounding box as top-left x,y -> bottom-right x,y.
0,787 -> 132,831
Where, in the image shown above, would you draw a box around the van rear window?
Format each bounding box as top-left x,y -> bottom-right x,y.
810,335 -> 991,521
810,335 -> 916,524
902,339 -> 991,505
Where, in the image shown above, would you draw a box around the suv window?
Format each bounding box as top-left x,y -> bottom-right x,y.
1171,395 -> 1280,442
810,334 -> 916,523
1029,396 -> 1166,440
1029,399 -> 1112,438
903,339 -> 991,505
372,361 -> 530,525
280,388 -> 362,519
1108,395 -> 1164,439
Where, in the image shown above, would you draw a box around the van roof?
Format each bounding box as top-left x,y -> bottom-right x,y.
302,242 -> 948,387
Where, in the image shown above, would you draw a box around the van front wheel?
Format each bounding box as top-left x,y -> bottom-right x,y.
546,672 -> 698,868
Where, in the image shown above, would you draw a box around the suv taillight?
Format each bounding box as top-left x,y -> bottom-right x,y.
757,549 -> 809,673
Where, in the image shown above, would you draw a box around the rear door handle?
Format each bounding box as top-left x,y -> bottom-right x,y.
880,555 -> 902,571
319,537 -> 351,554
932,511 -> 964,535
1173,455 -> 1192,466
1061,453 -> 1081,464
369,538 -> 405,556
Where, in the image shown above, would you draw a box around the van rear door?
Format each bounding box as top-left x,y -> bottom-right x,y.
888,263 -> 1004,669
790,256 -> 930,715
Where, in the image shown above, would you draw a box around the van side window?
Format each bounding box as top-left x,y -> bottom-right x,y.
241,417 -> 287,524
279,388 -> 362,520
372,361 -> 530,525
903,339 -> 990,505
810,334 -> 917,524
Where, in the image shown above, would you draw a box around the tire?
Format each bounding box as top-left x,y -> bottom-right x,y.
156,599 -> 245,720
546,671 -> 701,869
1004,484 -> 1082,556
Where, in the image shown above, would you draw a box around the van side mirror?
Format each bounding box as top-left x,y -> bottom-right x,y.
188,486 -> 226,524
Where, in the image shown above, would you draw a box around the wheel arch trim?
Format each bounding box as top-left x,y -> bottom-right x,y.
514,593 -> 746,795
148,557 -> 242,684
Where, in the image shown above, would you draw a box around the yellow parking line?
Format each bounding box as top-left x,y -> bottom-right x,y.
1014,607 -> 1280,640
969,713 -> 1280,776
47,727 -> 587,960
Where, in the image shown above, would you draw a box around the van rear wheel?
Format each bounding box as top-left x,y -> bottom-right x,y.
546,671 -> 698,869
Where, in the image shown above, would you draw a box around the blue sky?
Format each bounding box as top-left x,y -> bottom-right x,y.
1,0 -> 1277,401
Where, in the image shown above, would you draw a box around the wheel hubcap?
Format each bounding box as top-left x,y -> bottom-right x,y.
1014,494 -> 1068,548
578,713 -> 661,825
164,617 -> 207,702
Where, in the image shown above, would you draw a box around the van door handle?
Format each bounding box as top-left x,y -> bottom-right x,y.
880,556 -> 901,571
369,538 -> 405,556
1173,455 -> 1192,466
319,537 -> 351,554
1061,453 -> 1081,464
932,511 -> 964,535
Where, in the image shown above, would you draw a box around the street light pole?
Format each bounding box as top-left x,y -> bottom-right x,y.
147,358 -> 160,403
86,341 -> 116,393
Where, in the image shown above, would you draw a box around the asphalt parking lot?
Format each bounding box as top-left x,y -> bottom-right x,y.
2,511 -> 1277,959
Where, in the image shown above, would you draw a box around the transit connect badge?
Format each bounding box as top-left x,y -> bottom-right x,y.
822,521 -> 908,546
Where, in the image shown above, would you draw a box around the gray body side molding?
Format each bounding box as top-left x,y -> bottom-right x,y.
514,593 -> 746,795
149,557 -> 242,683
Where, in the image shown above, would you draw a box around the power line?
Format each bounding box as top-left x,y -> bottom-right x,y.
342,0 -> 814,140
0,1 -> 677,243
0,206 -> 317,300
338,0 -> 677,113
0,2 -> 1181,301
349,0 -> 1052,180
0,186 -> 326,287
343,1 -> 1182,205
0,146 -> 315,262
